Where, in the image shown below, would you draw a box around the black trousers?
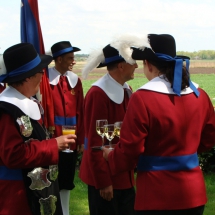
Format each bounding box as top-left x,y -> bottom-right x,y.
88,185 -> 135,215
58,150 -> 77,190
135,205 -> 205,215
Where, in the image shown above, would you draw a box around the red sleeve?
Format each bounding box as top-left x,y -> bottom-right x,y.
76,78 -> 84,146
108,92 -> 147,175
84,87 -> 112,189
198,91 -> 215,153
0,113 -> 59,169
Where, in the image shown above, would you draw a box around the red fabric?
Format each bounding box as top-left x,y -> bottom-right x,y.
50,75 -> 84,150
79,86 -> 134,189
0,113 -> 59,215
0,84 -> 6,93
108,88 -> 215,210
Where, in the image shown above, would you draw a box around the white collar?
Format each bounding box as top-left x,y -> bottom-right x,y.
48,67 -> 78,88
138,75 -> 199,95
0,83 -> 4,86
92,73 -> 132,104
0,86 -> 41,120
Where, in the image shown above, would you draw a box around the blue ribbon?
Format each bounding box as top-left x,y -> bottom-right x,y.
0,55 -> 41,82
155,53 -> 199,97
52,47 -> 74,58
105,55 -> 124,64
137,152 -> 199,171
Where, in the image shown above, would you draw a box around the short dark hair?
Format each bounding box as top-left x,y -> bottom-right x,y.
107,61 -> 125,71
148,60 -> 190,90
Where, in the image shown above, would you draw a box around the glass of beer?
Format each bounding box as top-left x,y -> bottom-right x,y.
62,125 -> 76,153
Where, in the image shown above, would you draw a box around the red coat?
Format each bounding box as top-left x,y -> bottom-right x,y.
108,88 -> 215,210
49,74 -> 84,150
0,113 -> 59,215
79,86 -> 134,189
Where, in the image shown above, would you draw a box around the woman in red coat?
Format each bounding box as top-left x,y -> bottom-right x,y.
103,34 -> 215,215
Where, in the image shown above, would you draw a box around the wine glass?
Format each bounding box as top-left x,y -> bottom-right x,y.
96,119 -> 108,146
114,121 -> 123,137
62,125 -> 76,153
104,124 -> 115,150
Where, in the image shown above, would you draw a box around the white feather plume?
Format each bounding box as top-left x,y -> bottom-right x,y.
110,34 -> 151,64
0,55 -> 7,75
82,48 -> 105,79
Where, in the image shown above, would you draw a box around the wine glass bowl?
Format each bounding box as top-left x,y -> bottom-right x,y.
104,124 -> 115,149
114,121 -> 122,137
96,119 -> 108,146
62,125 -> 76,153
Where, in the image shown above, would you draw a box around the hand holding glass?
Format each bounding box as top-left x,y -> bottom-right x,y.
96,119 -> 108,146
114,121 -> 122,137
104,124 -> 115,150
62,125 -> 76,153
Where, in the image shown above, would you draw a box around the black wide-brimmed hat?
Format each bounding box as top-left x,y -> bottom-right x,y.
132,34 -> 189,61
97,44 -> 125,68
51,41 -> 81,58
132,34 -> 199,97
0,43 -> 52,83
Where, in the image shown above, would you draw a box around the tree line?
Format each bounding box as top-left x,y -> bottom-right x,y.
176,50 -> 215,60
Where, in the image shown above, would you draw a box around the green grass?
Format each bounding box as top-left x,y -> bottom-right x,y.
70,171 -> 215,215
82,73 -> 215,105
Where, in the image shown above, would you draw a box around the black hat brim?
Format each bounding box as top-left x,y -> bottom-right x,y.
4,54 -> 53,83
97,58 -> 125,68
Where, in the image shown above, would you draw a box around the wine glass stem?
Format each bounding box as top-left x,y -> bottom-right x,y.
102,136 -> 104,146
109,140 -> 113,149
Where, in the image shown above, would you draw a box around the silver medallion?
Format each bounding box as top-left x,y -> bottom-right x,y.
49,165 -> 58,181
27,167 -> 51,190
39,195 -> 57,215
16,115 -> 33,137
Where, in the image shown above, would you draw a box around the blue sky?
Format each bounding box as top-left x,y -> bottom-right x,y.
0,0 -> 215,54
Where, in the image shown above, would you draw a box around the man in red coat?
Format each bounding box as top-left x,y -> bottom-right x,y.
79,41 -> 139,215
48,41 -> 84,215
103,34 -> 215,215
0,43 -> 76,215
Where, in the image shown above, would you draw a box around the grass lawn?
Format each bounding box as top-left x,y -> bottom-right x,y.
69,171 -> 215,215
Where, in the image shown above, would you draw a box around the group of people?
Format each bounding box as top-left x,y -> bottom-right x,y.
0,33 -> 215,215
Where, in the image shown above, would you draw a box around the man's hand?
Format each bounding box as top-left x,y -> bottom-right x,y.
100,185 -> 113,201
102,146 -> 112,161
55,134 -> 76,151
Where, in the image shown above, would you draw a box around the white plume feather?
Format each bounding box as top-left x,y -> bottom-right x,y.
110,34 -> 151,64
0,55 -> 7,75
82,48 -> 104,79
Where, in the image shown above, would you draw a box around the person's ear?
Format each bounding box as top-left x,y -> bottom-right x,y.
145,60 -> 153,72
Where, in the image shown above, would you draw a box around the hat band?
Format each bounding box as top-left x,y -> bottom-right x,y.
155,53 -> 199,97
0,55 -> 41,82
52,47 -> 74,58
105,55 -> 123,64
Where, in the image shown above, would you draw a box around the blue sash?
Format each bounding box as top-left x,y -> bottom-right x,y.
54,116 -> 76,126
0,166 -> 23,180
137,152 -> 199,171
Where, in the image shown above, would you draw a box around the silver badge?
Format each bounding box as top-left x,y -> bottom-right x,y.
27,167 -> 51,190
49,165 -> 58,181
39,195 -> 57,215
16,115 -> 33,137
